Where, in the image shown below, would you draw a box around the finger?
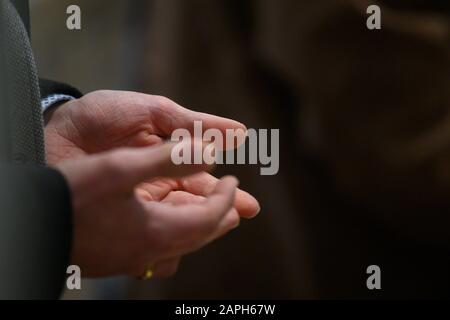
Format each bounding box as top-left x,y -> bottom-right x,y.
151,96 -> 246,135
141,176 -> 238,257
168,208 -> 240,258
207,207 -> 240,243
87,140 -> 212,196
147,176 -> 238,231
179,172 -> 260,218
152,257 -> 182,278
146,207 -> 240,261
150,96 -> 247,149
161,190 -> 206,206
202,175 -> 239,221
135,178 -> 179,202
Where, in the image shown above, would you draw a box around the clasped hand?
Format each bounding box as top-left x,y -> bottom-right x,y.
44,90 -> 260,278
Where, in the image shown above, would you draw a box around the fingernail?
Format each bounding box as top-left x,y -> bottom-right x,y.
247,204 -> 261,218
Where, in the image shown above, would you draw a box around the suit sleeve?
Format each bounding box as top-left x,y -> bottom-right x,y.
0,165 -> 72,299
39,79 -> 83,100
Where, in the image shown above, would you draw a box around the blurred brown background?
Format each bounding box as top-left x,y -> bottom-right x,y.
31,0 -> 450,299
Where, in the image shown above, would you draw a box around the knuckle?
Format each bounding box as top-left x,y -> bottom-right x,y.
154,95 -> 176,110
228,212 -> 240,229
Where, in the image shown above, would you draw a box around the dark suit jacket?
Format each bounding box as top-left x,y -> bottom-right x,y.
0,0 -> 72,299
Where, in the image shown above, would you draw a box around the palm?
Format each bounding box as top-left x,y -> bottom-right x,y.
137,170 -> 231,209
45,91 -> 167,162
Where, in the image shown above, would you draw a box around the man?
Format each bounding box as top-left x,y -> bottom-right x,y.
0,0 -> 259,299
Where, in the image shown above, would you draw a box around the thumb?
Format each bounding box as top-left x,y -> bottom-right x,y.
58,139 -> 212,202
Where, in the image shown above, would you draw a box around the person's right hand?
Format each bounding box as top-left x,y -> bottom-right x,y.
57,141 -> 241,278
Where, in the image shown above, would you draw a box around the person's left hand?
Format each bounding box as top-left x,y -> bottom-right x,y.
44,90 -> 260,219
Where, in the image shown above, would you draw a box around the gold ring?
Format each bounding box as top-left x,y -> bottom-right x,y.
140,267 -> 153,280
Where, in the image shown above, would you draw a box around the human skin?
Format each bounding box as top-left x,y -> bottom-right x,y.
44,91 -> 260,277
